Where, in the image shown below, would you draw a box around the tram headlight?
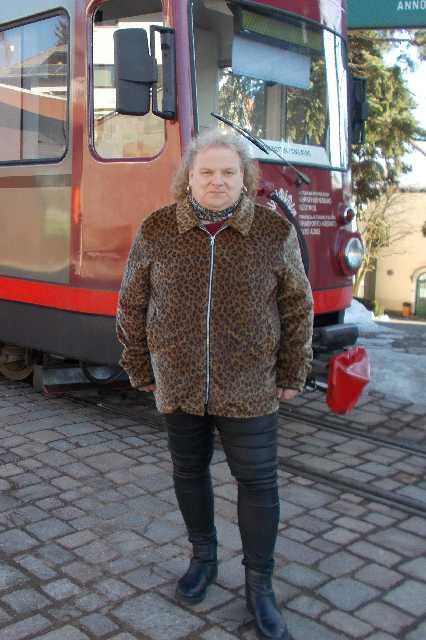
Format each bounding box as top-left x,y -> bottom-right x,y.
344,237 -> 364,271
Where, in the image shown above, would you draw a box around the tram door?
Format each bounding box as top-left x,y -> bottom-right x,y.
415,273 -> 426,317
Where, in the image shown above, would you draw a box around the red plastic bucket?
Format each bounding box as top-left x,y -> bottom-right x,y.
326,346 -> 370,414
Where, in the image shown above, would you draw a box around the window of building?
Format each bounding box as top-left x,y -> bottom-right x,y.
0,14 -> 69,163
92,0 -> 165,160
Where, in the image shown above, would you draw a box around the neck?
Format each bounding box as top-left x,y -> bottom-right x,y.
189,193 -> 243,223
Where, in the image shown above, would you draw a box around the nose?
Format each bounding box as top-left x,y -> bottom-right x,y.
211,172 -> 224,185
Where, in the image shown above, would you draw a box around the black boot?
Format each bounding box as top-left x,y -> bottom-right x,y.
246,568 -> 290,640
176,540 -> 217,605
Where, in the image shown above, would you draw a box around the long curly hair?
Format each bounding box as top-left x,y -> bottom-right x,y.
172,128 -> 260,201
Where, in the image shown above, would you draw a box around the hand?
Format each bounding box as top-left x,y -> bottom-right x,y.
277,388 -> 299,401
138,384 -> 156,393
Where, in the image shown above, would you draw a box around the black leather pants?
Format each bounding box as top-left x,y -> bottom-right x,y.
164,411 -> 279,574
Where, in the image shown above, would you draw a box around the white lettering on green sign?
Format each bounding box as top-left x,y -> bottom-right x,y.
397,1 -> 426,9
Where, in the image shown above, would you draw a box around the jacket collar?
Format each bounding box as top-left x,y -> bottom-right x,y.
176,195 -> 255,236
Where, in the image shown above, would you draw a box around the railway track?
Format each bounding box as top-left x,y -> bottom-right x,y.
279,407 -> 426,457
61,387 -> 426,518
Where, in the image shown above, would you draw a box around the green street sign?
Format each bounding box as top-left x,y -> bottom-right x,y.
348,0 -> 426,29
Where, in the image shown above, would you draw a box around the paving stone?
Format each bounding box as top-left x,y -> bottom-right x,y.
282,486 -> 333,509
26,518 -> 74,541
0,614 -> 50,639
365,513 -> 397,527
287,594 -> 329,617
309,538 -> 339,554
58,530 -> 97,550
318,551 -> 365,577
399,557 -> 426,580
143,519 -> 183,544
206,596 -> 251,632
334,517 -> 375,534
15,554 -> 57,580
112,593 -> 204,639
36,451 -> 75,467
109,635 -> 138,640
354,563 -> 403,589
407,621 -> 426,640
398,516 -> 426,536
1,587 -> 51,614
38,542 -> 74,566
357,602 -> 414,634
0,529 -> 39,555
107,530 -> 151,554
348,541 -> 400,567
85,452 -> 136,472
0,463 -> 22,478
61,463 -> 95,479
202,628 -> 239,640
75,593 -> 108,612
282,527 -> 313,543
36,626 -> 90,639
96,578 -> 136,601
0,564 -> 29,591
275,537 -> 324,566
291,514 -> 332,535
384,580 -> 426,615
321,610 -> 373,638
368,529 -> 426,558
323,527 -> 360,545
62,561 -> 102,584
318,577 -> 379,611
329,500 -> 366,517
10,505 -> 47,524
41,578 -> 81,601
275,563 -> 328,589
124,565 -> 171,590
0,605 -> 12,625
74,540 -> 118,564
284,610 -> 344,640
80,613 -> 119,636
106,557 -> 140,576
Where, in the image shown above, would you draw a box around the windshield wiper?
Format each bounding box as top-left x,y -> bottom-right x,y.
211,112 -> 310,186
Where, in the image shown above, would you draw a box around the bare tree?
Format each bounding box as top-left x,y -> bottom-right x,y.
354,188 -> 416,296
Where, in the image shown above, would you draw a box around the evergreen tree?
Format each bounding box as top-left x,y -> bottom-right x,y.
348,30 -> 422,209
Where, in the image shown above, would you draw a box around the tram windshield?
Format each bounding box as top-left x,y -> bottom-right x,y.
191,1 -> 348,170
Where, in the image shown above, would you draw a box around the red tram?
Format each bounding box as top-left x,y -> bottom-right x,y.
0,0 -> 369,411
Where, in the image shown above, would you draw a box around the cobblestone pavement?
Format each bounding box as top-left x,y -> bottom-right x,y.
0,377 -> 426,640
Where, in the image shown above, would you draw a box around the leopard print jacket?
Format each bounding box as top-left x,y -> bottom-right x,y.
116,195 -> 314,417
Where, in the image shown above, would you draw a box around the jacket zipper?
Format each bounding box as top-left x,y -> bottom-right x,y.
202,225 -> 227,406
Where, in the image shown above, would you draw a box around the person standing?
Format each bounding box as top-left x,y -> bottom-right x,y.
117,129 -> 313,640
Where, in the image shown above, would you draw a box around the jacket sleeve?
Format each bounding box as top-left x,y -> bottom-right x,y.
276,225 -> 314,390
116,226 -> 154,388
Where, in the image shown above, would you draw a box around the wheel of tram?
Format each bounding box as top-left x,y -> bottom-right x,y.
0,345 -> 33,381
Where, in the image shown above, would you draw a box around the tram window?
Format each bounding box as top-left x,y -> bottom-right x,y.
92,0 -> 165,160
0,14 -> 69,163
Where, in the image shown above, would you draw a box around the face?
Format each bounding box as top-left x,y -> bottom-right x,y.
188,145 -> 244,211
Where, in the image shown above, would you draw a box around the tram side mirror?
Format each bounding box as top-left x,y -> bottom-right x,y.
114,28 -> 157,116
113,27 -> 176,120
350,76 -> 368,145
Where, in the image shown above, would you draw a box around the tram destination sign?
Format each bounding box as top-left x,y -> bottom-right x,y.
348,0 -> 426,29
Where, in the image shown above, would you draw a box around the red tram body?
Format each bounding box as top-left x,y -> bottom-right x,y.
0,0 -> 369,411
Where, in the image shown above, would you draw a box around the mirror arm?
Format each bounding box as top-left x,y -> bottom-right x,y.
150,25 -> 177,120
